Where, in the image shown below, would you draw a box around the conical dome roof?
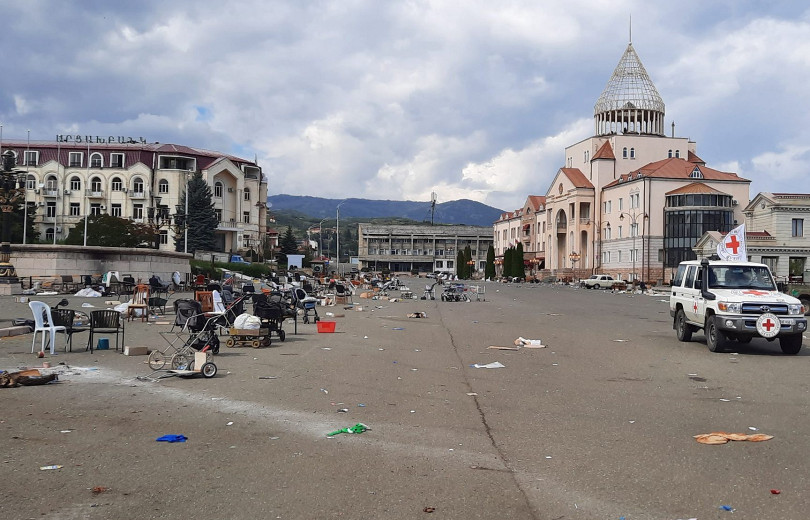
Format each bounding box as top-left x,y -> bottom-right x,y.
594,43 -> 664,115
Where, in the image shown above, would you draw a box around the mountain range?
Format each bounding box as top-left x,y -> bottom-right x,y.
267,195 -> 504,227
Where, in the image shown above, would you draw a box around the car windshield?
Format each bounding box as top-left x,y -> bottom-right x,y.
708,266 -> 776,290
589,275 -> 599,279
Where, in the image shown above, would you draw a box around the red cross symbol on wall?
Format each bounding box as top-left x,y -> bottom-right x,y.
725,234 -> 741,254
762,318 -> 775,332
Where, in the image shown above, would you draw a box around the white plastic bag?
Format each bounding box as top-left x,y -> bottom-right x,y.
75,288 -> 102,297
233,313 -> 261,330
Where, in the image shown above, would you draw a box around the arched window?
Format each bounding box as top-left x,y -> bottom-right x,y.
214,181 -> 223,198
90,176 -> 102,192
667,149 -> 672,158
630,147 -> 635,159
675,150 -> 680,158
133,178 -> 144,193
243,187 -> 250,201
90,153 -> 103,168
70,176 -> 81,191
27,174 -> 36,190
622,147 -> 628,159
158,179 -> 169,194
45,175 -> 58,190
111,177 -> 123,191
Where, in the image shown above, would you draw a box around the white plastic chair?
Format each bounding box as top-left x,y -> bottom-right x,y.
29,301 -> 67,355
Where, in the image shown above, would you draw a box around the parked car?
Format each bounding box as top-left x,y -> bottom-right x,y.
582,274 -> 616,289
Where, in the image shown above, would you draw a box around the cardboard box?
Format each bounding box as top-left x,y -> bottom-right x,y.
124,346 -> 149,356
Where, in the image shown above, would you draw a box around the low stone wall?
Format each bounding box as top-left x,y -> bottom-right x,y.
10,244 -> 192,283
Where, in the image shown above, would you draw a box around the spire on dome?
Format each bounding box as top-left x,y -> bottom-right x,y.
593,43 -> 665,137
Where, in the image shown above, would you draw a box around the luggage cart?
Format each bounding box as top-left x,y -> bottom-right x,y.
226,327 -> 271,348
469,285 -> 486,301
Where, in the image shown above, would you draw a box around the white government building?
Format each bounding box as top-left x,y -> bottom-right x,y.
0,138 -> 268,255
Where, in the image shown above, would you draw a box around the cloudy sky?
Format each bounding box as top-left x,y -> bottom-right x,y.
1,1 -> 808,211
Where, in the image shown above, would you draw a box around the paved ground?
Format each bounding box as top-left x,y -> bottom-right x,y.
0,279 -> 808,520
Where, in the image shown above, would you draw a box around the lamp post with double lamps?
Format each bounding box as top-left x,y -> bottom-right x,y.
0,151 -> 25,287
619,210 -> 648,283
335,200 -> 347,276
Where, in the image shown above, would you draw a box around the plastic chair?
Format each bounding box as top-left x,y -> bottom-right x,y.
87,310 -> 125,353
29,301 -> 67,355
195,291 -> 214,313
335,283 -> 352,304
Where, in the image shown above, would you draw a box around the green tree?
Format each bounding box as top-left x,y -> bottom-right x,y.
485,245 -> 495,280
65,214 -> 153,247
280,226 -> 298,254
513,242 -> 525,279
463,245 -> 472,279
502,247 -> 512,278
456,250 -> 465,278
174,171 -> 219,253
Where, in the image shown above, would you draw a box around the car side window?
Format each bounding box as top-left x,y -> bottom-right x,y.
672,264 -> 686,287
693,267 -> 703,289
684,266 -> 696,288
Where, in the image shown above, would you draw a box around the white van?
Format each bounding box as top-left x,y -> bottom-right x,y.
669,258 -> 807,354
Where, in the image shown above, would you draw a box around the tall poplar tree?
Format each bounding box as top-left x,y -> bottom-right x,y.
485,245 -> 495,280
513,242 -> 525,279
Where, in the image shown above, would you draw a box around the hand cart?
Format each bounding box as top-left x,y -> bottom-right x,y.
226,327 -> 271,348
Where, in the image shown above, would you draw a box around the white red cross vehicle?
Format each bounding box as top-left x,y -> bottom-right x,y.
670,259 -> 807,354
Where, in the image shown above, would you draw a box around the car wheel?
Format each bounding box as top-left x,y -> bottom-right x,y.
779,334 -> 803,355
705,316 -> 725,352
675,309 -> 692,342
593,284 -> 600,289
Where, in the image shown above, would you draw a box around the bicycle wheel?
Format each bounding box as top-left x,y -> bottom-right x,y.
148,350 -> 167,371
171,352 -> 193,370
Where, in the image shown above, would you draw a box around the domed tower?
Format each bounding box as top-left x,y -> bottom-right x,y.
594,42 -> 665,136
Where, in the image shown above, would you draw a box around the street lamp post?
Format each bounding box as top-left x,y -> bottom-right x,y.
336,200 -> 347,276
569,251 -> 580,269
466,259 -> 475,279
0,151 -> 24,286
619,210 -> 648,283
318,217 -> 328,260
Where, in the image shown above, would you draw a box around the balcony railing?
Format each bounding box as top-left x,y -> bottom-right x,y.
556,222 -> 567,232
580,217 -> 591,225
130,191 -> 145,199
85,189 -> 104,198
42,189 -> 59,197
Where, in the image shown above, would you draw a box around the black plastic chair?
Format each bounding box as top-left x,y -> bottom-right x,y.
50,309 -> 89,352
87,310 -> 125,353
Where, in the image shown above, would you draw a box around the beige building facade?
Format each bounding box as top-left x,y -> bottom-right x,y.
502,41 -> 752,283
1,140 -> 268,256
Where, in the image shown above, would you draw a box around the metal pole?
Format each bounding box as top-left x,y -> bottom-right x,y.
184,172 -> 189,254
318,217 -> 327,259
22,128 -> 27,244
83,141 -> 89,246
336,206 -> 340,276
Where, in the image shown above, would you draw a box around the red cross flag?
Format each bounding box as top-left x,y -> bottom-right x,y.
717,223 -> 747,262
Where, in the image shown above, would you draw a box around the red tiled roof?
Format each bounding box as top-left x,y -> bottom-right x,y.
526,195 -> 546,211
592,141 -> 615,160
604,158 -> 747,188
560,168 -> 595,189
687,150 -> 705,165
665,182 -> 729,196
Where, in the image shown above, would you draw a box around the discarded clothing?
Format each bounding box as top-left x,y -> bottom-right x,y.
471,362 -> 506,369
694,432 -> 774,445
0,371 -> 58,388
327,423 -> 369,436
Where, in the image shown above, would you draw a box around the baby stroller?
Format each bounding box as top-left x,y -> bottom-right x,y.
151,299 -> 221,371
421,281 -> 439,300
251,292 -> 288,343
441,283 -> 470,302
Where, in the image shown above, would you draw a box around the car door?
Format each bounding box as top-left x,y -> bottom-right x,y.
680,266 -> 700,323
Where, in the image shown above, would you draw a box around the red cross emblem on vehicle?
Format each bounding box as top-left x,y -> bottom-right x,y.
725,235 -> 741,254
742,290 -> 768,296
762,318 -> 775,331
693,301 -> 698,313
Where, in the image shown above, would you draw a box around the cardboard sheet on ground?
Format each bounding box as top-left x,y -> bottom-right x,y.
694,432 -> 774,445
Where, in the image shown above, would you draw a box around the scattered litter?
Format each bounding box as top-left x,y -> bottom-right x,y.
337,408 -> 349,413
325,312 -> 334,317
771,489 -> 781,495
514,337 -> 543,346
629,420 -> 635,424
719,398 -> 731,402
694,432 -> 774,445
270,436 -> 279,440
407,312 -> 427,318
363,336 -> 368,339
226,422 -> 234,426
258,376 -> 278,380
327,423 -> 369,436
74,288 -> 101,297
81,303 -> 95,308
322,347 -> 332,350
423,507 -> 436,513
392,327 -> 404,331
410,410 -> 416,413
357,403 -> 366,407
488,345 -> 520,351
60,430 -> 71,433
749,426 -> 758,431
720,505 -> 734,512
466,392 -> 478,396
471,361 -> 505,369
411,368 -> 418,371
612,339 -> 629,342
39,465 -> 62,470
92,486 -> 108,494
320,388 -> 329,394
552,363 -> 558,366
156,434 -> 187,443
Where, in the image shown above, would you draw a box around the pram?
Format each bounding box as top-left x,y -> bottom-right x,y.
421,281 -> 439,300
151,299 -> 221,371
250,292 -> 288,343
